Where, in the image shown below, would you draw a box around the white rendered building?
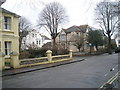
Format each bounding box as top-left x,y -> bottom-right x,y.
21,30 -> 51,50
115,34 -> 120,47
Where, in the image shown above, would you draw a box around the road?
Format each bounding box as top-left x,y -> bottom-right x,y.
3,53 -> 119,88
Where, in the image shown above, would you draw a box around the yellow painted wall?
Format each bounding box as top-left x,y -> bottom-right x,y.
0,12 -> 19,54
0,11 -> 19,69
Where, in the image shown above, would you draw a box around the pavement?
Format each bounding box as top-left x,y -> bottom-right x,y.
2,57 -> 85,77
2,53 -> 118,88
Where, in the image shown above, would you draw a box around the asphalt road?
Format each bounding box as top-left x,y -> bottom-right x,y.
2,53 -> 119,88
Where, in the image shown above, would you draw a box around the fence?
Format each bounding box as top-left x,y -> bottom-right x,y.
19,50 -> 72,68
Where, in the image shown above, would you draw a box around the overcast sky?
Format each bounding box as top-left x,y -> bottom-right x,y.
1,0 -> 105,36
2,0 -> 104,26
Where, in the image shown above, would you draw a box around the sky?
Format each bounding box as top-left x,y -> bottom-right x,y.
1,0 -> 105,37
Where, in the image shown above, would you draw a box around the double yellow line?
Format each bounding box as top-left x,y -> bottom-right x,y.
98,71 -> 119,90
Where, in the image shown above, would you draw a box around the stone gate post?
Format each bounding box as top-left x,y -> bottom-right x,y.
0,52 -> 5,70
69,50 -> 73,59
10,52 -> 19,68
46,50 -> 52,63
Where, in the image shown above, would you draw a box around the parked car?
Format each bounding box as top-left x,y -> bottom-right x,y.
115,47 -> 120,53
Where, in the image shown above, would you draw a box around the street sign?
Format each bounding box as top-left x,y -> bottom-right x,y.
88,43 -> 92,46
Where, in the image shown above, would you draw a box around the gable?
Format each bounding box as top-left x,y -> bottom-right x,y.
1,8 -> 20,18
61,30 -> 66,35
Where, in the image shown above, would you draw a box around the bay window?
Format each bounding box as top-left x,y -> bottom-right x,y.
4,42 -> 11,55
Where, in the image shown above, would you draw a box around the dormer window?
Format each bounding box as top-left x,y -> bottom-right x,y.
4,16 -> 11,30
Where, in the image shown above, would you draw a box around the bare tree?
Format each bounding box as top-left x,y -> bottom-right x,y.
73,35 -> 84,52
95,0 -> 119,54
19,16 -> 32,51
113,1 -> 120,38
37,2 -> 68,47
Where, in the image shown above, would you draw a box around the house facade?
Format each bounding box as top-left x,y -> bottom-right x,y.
0,6 -> 20,69
115,34 -> 120,47
21,30 -> 51,50
56,25 -> 92,52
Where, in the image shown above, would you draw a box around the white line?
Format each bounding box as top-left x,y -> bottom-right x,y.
104,65 -> 118,77
104,73 -> 108,76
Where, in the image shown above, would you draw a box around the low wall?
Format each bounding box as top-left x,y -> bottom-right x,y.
19,50 -> 72,68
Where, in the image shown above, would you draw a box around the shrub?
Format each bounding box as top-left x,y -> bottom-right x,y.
19,46 -> 69,59
111,43 -> 117,50
19,50 -> 30,59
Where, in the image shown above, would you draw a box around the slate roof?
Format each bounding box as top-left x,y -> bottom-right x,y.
78,25 -> 89,33
44,36 -> 51,40
41,35 -> 51,40
0,7 -> 20,17
64,26 -> 81,33
63,25 -> 89,33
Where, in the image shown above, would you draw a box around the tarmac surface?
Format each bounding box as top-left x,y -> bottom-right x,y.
2,53 -> 119,88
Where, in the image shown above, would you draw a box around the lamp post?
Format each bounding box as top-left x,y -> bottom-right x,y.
88,43 -> 92,54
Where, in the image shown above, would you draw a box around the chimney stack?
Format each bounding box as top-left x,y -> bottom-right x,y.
0,0 -> 6,6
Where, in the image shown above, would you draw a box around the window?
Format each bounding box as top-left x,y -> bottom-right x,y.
119,40 -> 120,43
23,41 -> 25,45
33,42 -> 34,45
60,35 -> 65,41
36,41 -> 38,45
4,16 -> 11,30
35,34 -> 37,37
32,34 -> 34,37
4,42 -> 11,55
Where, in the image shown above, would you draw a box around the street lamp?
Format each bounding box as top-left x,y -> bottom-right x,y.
88,43 -> 92,54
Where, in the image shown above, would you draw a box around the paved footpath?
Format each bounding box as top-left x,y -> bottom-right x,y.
2,56 -> 85,77
2,53 -> 118,88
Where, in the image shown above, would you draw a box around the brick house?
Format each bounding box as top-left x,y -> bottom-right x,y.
56,25 -> 93,52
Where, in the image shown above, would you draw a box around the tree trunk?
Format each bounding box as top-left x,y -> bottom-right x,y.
108,35 -> 112,54
90,46 -> 92,54
79,48 -> 80,52
95,45 -> 98,51
53,38 -> 56,47
52,38 -> 57,55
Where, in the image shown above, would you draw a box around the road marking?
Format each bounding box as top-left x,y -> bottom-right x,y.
18,76 -> 25,78
98,71 -> 119,90
104,73 -> 108,77
104,65 -> 118,77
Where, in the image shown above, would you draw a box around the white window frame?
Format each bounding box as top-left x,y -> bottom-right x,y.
4,16 -> 11,30
36,41 -> 38,45
5,42 -> 11,55
32,34 -> 34,37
